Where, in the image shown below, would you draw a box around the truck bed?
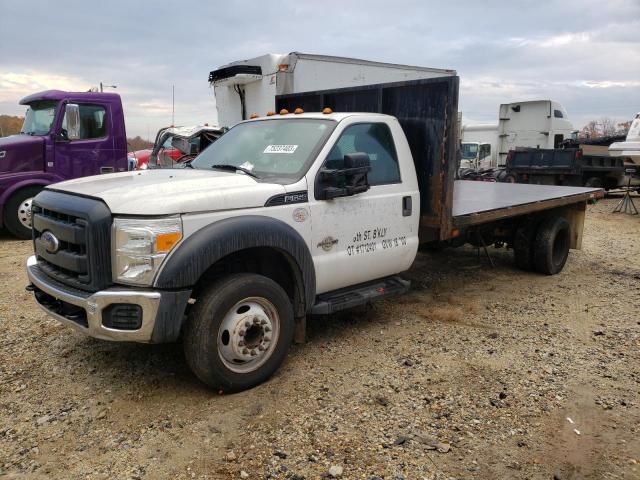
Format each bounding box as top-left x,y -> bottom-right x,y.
452,181 -> 602,227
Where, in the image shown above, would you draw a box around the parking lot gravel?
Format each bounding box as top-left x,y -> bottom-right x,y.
0,195 -> 638,479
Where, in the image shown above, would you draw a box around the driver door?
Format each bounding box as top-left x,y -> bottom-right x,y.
53,103 -> 123,177
308,120 -> 419,294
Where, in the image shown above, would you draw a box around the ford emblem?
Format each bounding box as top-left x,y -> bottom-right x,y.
41,231 -> 60,253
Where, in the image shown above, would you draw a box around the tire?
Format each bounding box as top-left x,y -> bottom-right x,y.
503,173 -> 517,183
533,216 -> 570,275
183,273 -> 294,392
3,186 -> 42,239
584,177 -> 603,188
513,221 -> 538,271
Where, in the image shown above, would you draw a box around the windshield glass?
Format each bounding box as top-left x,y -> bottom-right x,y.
191,119 -> 336,182
21,100 -> 58,135
461,143 -> 479,160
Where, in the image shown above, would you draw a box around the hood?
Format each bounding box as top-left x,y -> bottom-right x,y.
0,134 -> 45,174
47,168 -> 286,215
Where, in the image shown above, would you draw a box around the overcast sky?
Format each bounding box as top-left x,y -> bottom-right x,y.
2,0 -> 639,138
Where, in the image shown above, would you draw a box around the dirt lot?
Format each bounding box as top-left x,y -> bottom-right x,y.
0,196 -> 639,480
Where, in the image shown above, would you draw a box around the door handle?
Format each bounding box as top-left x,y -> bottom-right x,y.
402,196 -> 412,216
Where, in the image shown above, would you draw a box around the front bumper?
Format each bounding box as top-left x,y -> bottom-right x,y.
26,255 -> 190,343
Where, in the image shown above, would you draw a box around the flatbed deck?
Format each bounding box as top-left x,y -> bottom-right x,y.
452,181 -> 603,227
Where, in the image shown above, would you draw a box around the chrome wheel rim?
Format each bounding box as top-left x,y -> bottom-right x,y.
217,297 -> 280,373
18,197 -> 33,229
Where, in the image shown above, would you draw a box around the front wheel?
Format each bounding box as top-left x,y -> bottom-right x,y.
183,273 -> 294,392
3,187 -> 42,239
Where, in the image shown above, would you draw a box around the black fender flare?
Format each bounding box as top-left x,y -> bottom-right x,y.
155,215 -> 316,313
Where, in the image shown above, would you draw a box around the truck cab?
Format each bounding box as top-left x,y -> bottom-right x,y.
25,111 -> 420,392
132,125 -> 225,170
497,100 -> 574,165
0,90 -> 128,238
460,141 -> 493,170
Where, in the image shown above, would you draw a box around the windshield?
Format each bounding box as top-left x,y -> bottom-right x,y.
461,143 -> 479,160
191,119 -> 336,182
21,100 -> 58,135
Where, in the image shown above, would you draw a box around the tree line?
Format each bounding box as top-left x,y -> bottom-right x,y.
579,118 -> 632,140
0,114 -> 153,151
0,115 -> 23,137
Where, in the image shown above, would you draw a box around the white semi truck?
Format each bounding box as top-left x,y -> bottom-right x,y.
26,73 -> 603,393
461,100 -> 575,169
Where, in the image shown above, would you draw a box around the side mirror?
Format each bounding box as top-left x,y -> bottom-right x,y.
316,152 -> 371,200
65,104 -> 81,140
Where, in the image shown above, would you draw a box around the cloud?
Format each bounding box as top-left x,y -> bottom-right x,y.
0,0 -> 639,136
0,71 -> 89,103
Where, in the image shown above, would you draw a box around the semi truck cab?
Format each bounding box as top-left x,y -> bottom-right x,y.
0,90 -> 128,238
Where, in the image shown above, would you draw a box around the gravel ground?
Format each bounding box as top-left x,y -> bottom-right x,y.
0,195 -> 639,480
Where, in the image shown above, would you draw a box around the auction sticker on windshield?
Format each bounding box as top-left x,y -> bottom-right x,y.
264,145 -> 298,154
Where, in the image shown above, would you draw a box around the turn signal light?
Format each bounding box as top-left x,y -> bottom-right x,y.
294,107 -> 304,114
250,113 -> 259,119
278,64 -> 289,71
279,109 -> 289,115
266,111 -> 275,116
322,107 -> 333,114
155,231 -> 182,253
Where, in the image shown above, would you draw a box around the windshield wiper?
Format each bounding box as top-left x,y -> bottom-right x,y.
211,164 -> 259,179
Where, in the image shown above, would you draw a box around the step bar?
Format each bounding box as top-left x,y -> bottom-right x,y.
311,275 -> 410,315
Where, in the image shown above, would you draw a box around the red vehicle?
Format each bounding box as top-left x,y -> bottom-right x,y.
130,125 -> 224,169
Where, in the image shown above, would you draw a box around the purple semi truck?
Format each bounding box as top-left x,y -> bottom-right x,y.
0,90 -> 129,239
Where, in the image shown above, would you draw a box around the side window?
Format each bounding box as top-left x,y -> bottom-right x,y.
554,134 -> 564,148
325,123 -> 400,185
479,144 -> 491,159
554,109 -> 564,119
62,104 -> 107,140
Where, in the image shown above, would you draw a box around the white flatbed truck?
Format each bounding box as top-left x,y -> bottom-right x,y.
26,76 -> 602,392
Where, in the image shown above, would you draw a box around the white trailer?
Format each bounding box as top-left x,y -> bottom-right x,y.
209,52 -> 456,128
461,100 -> 575,168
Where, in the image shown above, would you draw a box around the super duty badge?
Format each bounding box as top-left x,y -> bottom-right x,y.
264,191 -> 308,207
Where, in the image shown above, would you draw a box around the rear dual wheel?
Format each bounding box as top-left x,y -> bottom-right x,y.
533,216 -> 570,275
183,273 -> 294,392
513,215 -> 570,275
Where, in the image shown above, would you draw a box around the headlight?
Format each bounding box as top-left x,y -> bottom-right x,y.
112,217 -> 182,286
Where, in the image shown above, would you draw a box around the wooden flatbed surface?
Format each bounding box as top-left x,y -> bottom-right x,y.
452,180 -> 602,227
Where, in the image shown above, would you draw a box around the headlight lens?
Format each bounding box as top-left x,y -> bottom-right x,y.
112,217 -> 182,285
